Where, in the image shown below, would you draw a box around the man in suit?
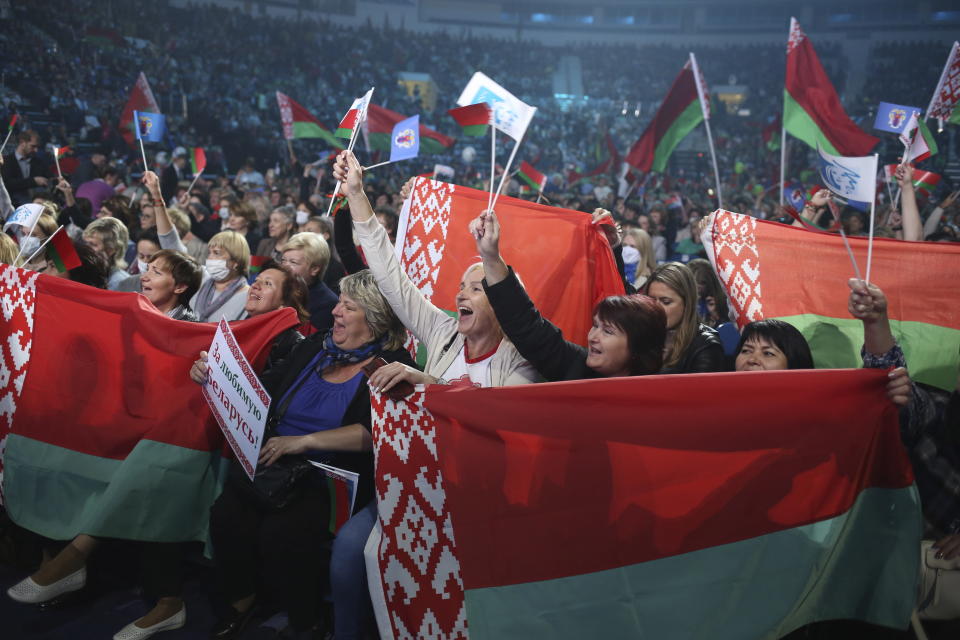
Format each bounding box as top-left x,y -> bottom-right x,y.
2,130 -> 51,206
160,146 -> 187,205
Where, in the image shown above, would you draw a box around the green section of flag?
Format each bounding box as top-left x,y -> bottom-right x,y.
464,487 -> 920,640
651,99 -> 704,172
4,434 -> 228,543
460,124 -> 488,137
517,170 -> 542,191
778,314 -> 960,390
293,121 -> 343,148
783,90 -> 841,155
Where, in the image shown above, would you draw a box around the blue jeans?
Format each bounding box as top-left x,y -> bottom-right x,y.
330,500 -> 377,639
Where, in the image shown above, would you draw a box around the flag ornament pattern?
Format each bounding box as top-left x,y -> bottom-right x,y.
388,115 -> 420,163
784,18 -> 878,156
706,210 -> 960,390
926,41 -> 960,125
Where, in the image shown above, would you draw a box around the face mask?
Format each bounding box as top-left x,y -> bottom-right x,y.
137,259 -> 149,274
296,209 -> 310,225
19,235 -> 42,261
218,206 -> 230,219
206,258 -> 232,281
621,246 -> 640,265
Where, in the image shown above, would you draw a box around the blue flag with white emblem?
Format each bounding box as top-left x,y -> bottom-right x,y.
389,115 -> 420,163
816,144 -> 877,206
133,110 -> 166,143
873,102 -> 921,134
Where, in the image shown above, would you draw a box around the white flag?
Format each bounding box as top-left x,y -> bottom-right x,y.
816,145 -> 877,204
433,164 -> 455,179
457,72 -> 536,141
897,111 -> 920,147
4,203 -> 44,232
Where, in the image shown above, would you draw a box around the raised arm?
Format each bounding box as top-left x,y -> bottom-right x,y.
924,190 -> 958,238
895,164 -> 922,242
144,170 -> 188,253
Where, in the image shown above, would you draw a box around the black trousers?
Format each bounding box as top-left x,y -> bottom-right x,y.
209,477 -> 332,631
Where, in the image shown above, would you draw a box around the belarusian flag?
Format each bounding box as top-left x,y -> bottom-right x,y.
275,92 -> 342,149
365,104 -> 454,154
884,165 -> 942,198
53,146 -> 70,158
516,161 -> 546,191
190,147 -> 206,176
899,112 -> 938,163
784,18 -> 878,156
335,89 -> 374,140
705,210 -> 960,390
367,368 -> 919,639
396,178 -> 623,356
0,265 -> 298,532
926,41 -> 960,128
46,227 -> 81,272
119,72 -> 160,148
448,103 -> 492,136
625,62 -> 703,172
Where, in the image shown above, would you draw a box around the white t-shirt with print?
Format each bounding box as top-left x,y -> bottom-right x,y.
438,342 -> 500,389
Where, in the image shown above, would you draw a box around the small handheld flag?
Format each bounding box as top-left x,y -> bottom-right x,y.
388,115 -> 420,163
0,113 -> 18,155
448,103 -> 492,137
516,161 -> 546,192
873,102 -> 921,134
4,203 -> 44,232
335,89 -> 374,141
190,147 -> 206,176
899,113 -> 938,164
816,145 -> 878,204
45,226 -> 82,272
133,111 -> 166,143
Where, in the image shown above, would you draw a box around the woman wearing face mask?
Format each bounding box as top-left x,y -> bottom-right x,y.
18,209 -> 58,271
144,171 -> 250,323
255,205 -> 296,260
469,209 -> 667,381
643,262 -> 725,374
82,217 -> 130,290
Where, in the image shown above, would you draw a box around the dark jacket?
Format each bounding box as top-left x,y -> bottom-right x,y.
483,267 -> 599,382
2,153 -> 50,206
661,324 -> 725,374
333,205 -> 368,274
160,163 -> 184,204
258,332 -> 417,506
307,278 -> 339,333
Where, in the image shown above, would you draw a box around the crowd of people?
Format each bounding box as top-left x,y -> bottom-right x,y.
0,2 -> 959,638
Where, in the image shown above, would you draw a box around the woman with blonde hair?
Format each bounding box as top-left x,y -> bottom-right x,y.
644,262 -> 725,374
83,217 -> 130,290
622,228 -> 657,289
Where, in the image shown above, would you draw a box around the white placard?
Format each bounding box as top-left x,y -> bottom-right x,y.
202,319 -> 271,480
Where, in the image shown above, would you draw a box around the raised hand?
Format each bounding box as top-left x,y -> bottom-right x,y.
469,209 -> 502,261
847,278 -> 887,323
894,163 -> 914,190
885,367 -> 912,407
332,151 -> 364,197
399,177 -> 417,202
143,170 -> 162,198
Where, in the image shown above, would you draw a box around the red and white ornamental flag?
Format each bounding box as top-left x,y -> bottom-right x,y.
926,41 -> 960,126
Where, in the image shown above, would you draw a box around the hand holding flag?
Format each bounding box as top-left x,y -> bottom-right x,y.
328,89 -> 374,216
0,114 -> 18,155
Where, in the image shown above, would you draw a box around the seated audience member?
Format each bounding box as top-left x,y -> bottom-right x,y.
225,200 -> 261,253
279,232 -> 338,333
189,270 -> 415,640
146,172 -> 251,322
303,215 -> 347,290
733,319 -> 815,371
38,239 -> 111,288
621,228 -> 657,289
140,249 -> 203,320
469,208 -> 666,381
643,262 -> 725,374
255,205 -> 296,260
241,259 -> 310,365
82,217 -> 130,290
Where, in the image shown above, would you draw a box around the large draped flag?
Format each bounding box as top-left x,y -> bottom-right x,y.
365,104 -> 453,154
625,61 -> 703,173
0,265 -> 298,541
784,18 -> 878,156
276,91 -> 343,149
704,210 -> 960,390
395,178 -> 624,354
119,72 -> 160,148
366,370 -> 920,639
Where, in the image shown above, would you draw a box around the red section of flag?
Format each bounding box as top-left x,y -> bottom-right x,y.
626,66 -> 698,172
430,368 -> 909,589
119,72 -> 160,148
48,227 -> 82,271
785,20 -> 878,156
13,273 -> 298,459
366,104 -> 454,149
7,114 -> 17,131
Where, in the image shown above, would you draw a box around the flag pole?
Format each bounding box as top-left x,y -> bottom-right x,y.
326,94 -> 372,216
13,216 -> 47,267
703,120 -> 723,210
0,128 -> 14,156
139,137 -> 149,175
487,125 -> 496,211
362,160 -> 392,172
185,172 -> 202,196
689,52 -> 723,210
837,226 -> 863,282
865,153 -> 878,284
53,149 -> 62,179
778,125 -> 787,206
535,177 -> 545,204
21,225 -> 65,267
491,134 -> 524,211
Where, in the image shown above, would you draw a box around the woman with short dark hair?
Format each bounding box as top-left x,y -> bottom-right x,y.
733,319 -> 815,371
140,249 -> 203,321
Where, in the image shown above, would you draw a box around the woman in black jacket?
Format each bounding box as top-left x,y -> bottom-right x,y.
470,210 -> 666,382
643,262 -> 726,374
190,269 -> 415,639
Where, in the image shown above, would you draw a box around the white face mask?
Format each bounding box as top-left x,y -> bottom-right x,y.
18,236 -> 42,262
296,209 -> 310,225
218,206 -> 230,219
205,258 -> 232,281
137,259 -> 150,274
621,245 -> 640,265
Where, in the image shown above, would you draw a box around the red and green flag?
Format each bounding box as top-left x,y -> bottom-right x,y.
448,103 -> 492,136
516,161 -> 546,191
706,210 -> 960,389
625,62 -> 703,172
365,104 -> 454,154
190,147 -> 207,176
53,146 -> 70,158
276,91 -> 343,149
0,265 -> 298,535
7,114 -> 17,132
784,18 -> 878,156
45,227 -> 81,272
884,165 -> 941,198
335,89 -> 374,140
249,254 -> 268,279
900,113 -> 938,164
367,369 -> 920,638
